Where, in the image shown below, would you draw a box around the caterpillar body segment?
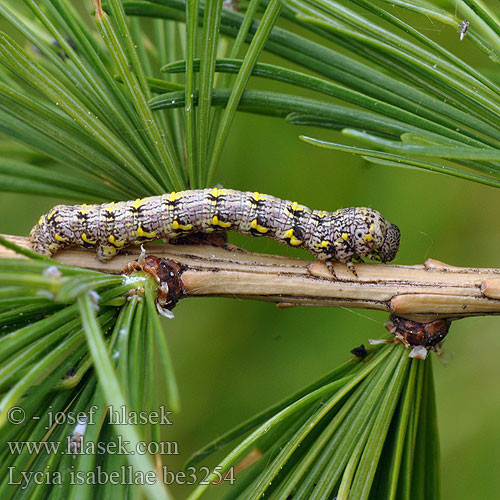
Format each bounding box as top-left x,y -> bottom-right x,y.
30,188 -> 400,271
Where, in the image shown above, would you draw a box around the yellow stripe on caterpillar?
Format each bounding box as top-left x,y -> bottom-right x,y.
284,228 -> 303,246
212,216 -> 231,228
168,192 -> 184,202
172,220 -> 193,231
81,233 -> 96,245
108,235 -> 125,247
251,219 -> 269,234
133,198 -> 145,209
137,227 -> 157,239
105,202 -> 116,212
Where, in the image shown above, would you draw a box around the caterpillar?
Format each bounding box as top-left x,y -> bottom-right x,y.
30,188 -> 400,275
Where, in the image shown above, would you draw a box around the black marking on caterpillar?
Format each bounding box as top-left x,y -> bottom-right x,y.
30,188 -> 400,273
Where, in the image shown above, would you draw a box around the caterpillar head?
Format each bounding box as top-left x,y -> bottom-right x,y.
353,210 -> 400,263
29,214 -> 54,257
377,223 -> 401,263
329,208 -> 400,264
29,205 -> 73,258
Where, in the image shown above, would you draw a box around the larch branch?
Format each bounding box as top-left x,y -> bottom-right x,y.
2,234 -> 500,322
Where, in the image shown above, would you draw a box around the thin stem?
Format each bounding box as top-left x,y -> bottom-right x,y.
4,235 -> 500,320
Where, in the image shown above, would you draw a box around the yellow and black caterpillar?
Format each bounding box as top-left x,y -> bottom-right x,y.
30,188 -> 400,273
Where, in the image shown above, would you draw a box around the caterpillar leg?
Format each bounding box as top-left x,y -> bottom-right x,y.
96,245 -> 120,262
324,259 -> 358,278
325,260 -> 338,279
346,259 -> 358,277
307,260 -> 342,280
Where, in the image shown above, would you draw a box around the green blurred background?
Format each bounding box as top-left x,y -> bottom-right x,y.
1,2 -> 500,498
2,113 -> 500,498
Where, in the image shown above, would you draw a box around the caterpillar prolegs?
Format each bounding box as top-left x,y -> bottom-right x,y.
30,188 -> 400,275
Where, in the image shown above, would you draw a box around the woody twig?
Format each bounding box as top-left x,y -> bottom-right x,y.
2,234 -> 500,322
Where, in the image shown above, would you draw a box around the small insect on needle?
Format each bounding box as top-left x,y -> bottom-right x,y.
459,20 -> 470,41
